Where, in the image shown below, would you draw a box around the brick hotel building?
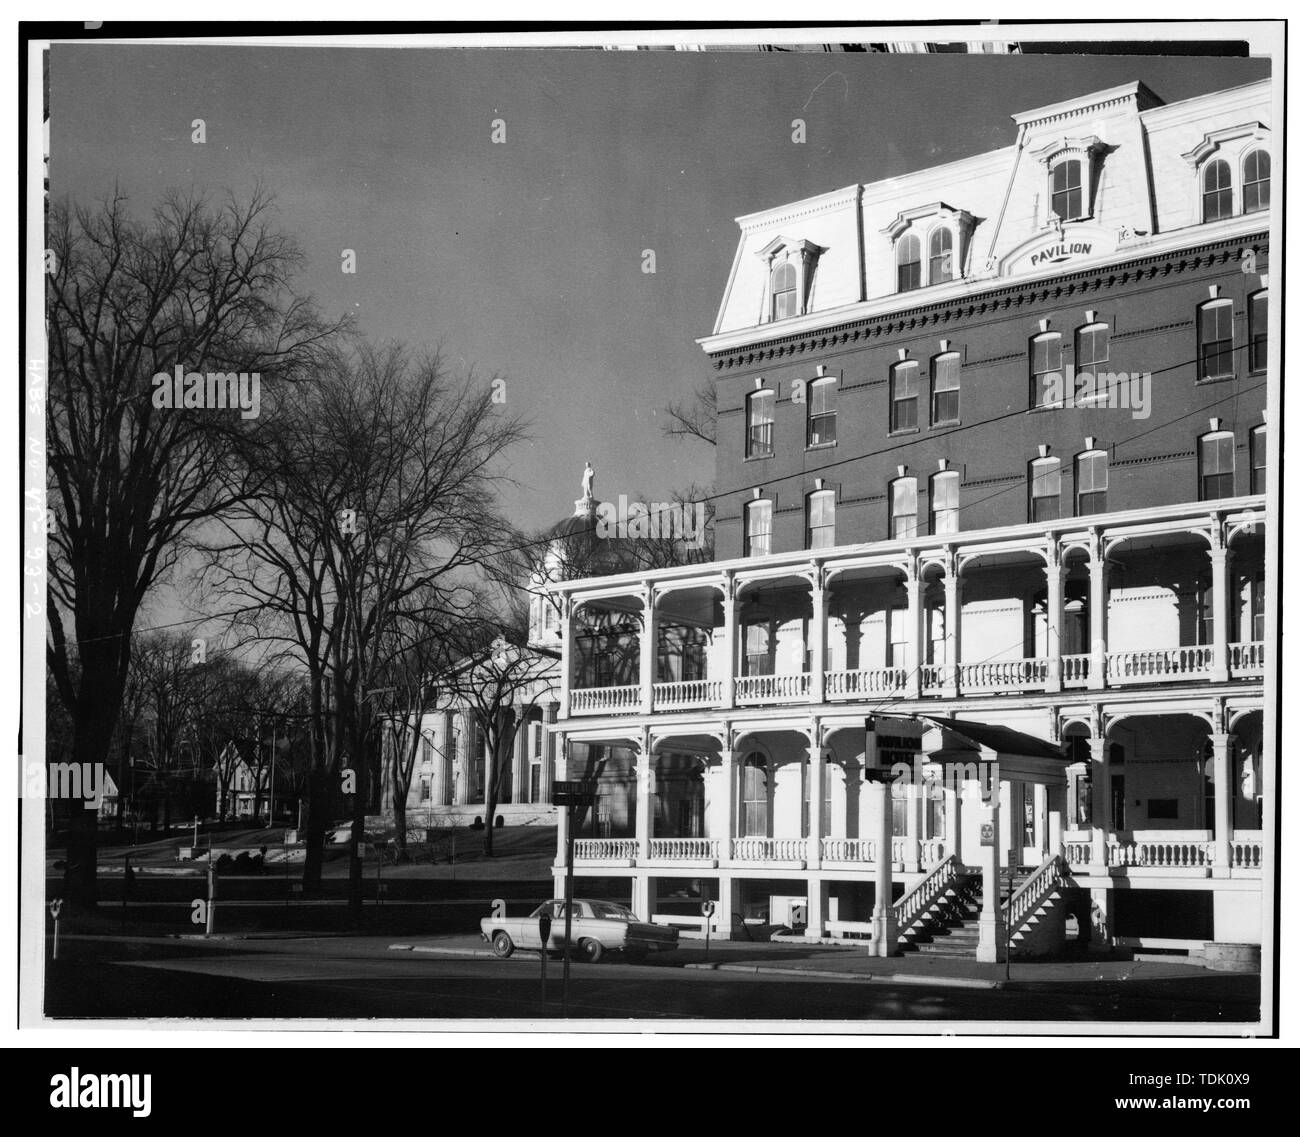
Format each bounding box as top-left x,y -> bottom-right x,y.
546,78 -> 1272,959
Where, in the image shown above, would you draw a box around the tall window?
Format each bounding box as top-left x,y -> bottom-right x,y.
1198,431 -> 1236,500
1075,323 -> 1110,401
1195,574 -> 1214,647
741,755 -> 768,837
931,352 -> 960,424
744,499 -> 772,557
897,232 -> 921,292
771,261 -> 797,320
929,227 -> 954,284
1030,456 -> 1062,522
419,777 -> 431,803
890,476 -> 918,540
1197,300 -> 1234,380
1248,290 -> 1268,372
1076,450 -> 1108,516
890,360 -> 919,431
1051,159 -> 1083,220
930,471 -> 959,535
1243,149 -> 1270,214
1030,332 -> 1063,408
746,389 -> 774,458
1202,158 -> 1233,222
807,376 -> 837,446
1251,574 -> 1265,642
1250,425 -> 1266,494
806,489 -> 835,550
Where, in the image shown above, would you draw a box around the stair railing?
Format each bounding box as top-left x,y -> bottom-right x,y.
892,853 -> 958,937
1002,854 -> 1066,938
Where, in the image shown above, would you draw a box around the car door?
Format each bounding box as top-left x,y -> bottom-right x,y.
520,901 -> 559,950
551,900 -> 590,948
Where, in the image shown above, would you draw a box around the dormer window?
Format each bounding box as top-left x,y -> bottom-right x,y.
758,236 -> 822,323
1051,159 -> 1083,221
882,204 -> 976,295
1029,136 -> 1111,224
1244,149 -> 1270,213
1202,159 -> 1233,223
897,233 -> 921,292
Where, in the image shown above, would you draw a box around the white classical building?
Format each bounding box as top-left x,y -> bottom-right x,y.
545,77 -> 1273,961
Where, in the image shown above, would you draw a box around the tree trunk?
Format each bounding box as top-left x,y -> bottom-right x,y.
301,769 -> 330,896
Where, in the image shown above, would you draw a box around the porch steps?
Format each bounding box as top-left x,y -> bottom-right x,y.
897,867 -> 1065,959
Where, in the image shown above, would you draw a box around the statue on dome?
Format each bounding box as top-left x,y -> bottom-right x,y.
580,461 -> 595,502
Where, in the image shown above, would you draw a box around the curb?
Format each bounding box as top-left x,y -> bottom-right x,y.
682,962 -> 1002,989
389,943 -> 496,958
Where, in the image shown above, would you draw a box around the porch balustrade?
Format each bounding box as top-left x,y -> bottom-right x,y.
647,837 -> 719,861
1107,835 -> 1214,868
569,685 -> 641,714
1231,832 -> 1263,869
734,672 -> 811,703
957,658 -> 1049,693
652,679 -> 724,709
1229,642 -> 1265,677
1106,646 -> 1213,683
573,838 -> 638,861
1061,654 -> 1091,688
825,667 -> 908,698
730,837 -> 807,862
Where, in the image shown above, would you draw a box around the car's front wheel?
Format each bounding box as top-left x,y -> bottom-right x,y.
491,931 -> 515,959
578,938 -> 605,964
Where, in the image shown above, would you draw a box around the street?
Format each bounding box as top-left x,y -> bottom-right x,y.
44,934 -> 1261,1026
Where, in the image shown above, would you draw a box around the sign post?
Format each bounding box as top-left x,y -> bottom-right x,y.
552,780 -> 595,1017
701,899 -> 715,961
49,899 -> 63,960
538,911 -> 552,1007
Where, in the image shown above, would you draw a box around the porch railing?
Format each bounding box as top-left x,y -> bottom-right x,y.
820,837 -> 876,863
1061,653 -> 1091,688
573,838 -> 638,861
569,685 -> 641,714
825,667 -> 908,698
1106,646 -> 1213,683
1064,838 -> 1093,867
958,658 -> 1049,693
1004,854 -> 1066,936
920,839 -> 948,864
735,672 -> 811,703
1229,641 -> 1265,677
1107,836 -> 1213,868
652,679 -> 723,709
730,837 -> 807,862
919,664 -> 944,692
893,853 -> 958,935
1231,832 -> 1263,869
648,837 -> 719,861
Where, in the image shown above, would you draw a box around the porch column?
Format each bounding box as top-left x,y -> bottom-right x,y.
558,597 -> 574,717
903,751 -> 922,872
456,715 -> 472,805
976,785 -> 1006,963
905,566 -> 923,698
1045,557 -> 1064,693
1088,549 -> 1107,691
635,740 -> 654,864
721,576 -> 738,709
719,749 -> 739,867
640,585 -> 658,714
542,703 -> 558,802
553,734 -> 569,871
809,570 -> 827,704
509,706 -> 526,805
806,743 -> 826,869
806,877 -> 828,941
439,710 -> 455,806
1211,732 -> 1235,870
1210,548 -> 1231,683
871,775 -> 898,956
945,780 -> 964,867
942,557 -> 961,698
1034,783 -> 1050,863
1087,737 -> 1111,866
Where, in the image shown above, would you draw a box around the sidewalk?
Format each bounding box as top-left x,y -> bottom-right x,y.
387,933 -> 1222,990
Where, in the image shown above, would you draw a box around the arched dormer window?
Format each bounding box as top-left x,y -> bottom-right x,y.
928,227 -> 954,284
758,235 -> 822,324
882,204 -> 976,294
1243,149 -> 1270,214
771,261 -> 797,320
1051,159 -> 1083,222
1203,158 -> 1233,223
897,233 -> 921,292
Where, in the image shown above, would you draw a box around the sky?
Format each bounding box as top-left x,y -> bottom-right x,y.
51,40 -> 1269,616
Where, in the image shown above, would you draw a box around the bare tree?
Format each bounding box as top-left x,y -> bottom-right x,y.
204,342 -> 525,907
441,611 -> 559,856
662,381 -> 717,446
45,188 -> 345,906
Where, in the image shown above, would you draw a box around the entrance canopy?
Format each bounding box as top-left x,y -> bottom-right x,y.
913,715 -> 1068,787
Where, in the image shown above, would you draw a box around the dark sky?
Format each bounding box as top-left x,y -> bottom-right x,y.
51,41 -> 1269,537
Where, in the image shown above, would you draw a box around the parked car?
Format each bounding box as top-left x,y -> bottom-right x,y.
480,899 -> 679,963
